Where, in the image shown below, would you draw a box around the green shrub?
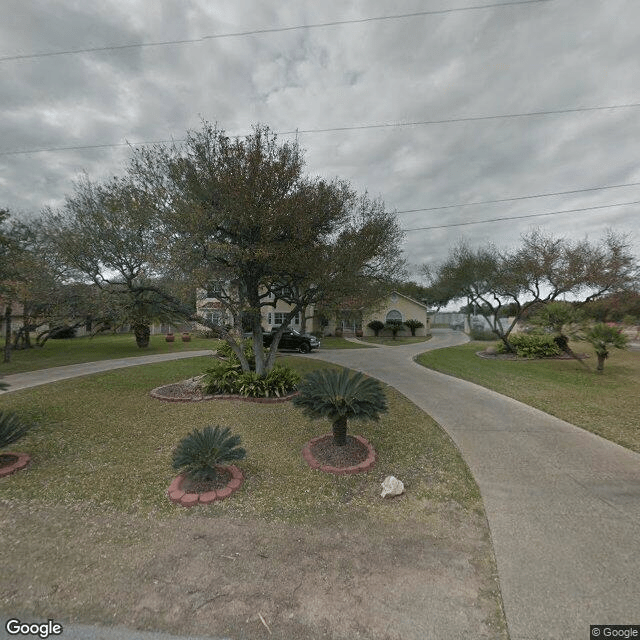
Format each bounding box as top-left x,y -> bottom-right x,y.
0,411 -> 32,450
404,319 -> 424,336
172,425 -> 246,481
216,339 -> 263,367
202,362 -> 300,397
497,334 -> 561,358
469,328 -> 497,341
49,325 -> 77,339
367,320 -> 385,337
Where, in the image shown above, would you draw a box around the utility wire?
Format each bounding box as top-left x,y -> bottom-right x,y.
402,200 -> 640,231
0,0 -> 549,63
2,101 -> 639,157
395,181 -> 640,214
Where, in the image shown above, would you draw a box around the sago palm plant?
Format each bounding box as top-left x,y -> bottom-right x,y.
172,425 -> 246,481
0,411 -> 32,451
584,323 -> 628,372
293,369 -> 388,446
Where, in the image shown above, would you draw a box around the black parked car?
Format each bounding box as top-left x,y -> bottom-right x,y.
262,328 -> 321,353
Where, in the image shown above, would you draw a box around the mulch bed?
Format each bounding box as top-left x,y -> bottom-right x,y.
0,452 -> 31,478
167,465 -> 244,507
0,454 -> 19,467
150,378 -> 298,404
180,468 -> 232,493
309,435 -> 369,467
302,434 -> 377,475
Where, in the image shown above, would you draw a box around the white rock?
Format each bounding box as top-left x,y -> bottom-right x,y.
381,475 -> 405,498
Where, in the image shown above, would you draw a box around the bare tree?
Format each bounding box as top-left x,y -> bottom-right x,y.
425,229 -> 639,352
46,175 -> 191,348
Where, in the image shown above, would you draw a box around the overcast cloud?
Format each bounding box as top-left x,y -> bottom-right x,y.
1,0 -> 639,279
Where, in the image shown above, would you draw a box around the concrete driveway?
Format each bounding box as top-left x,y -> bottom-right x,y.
304,330 -> 640,640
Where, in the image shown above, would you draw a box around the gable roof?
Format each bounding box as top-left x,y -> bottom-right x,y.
388,290 -> 428,309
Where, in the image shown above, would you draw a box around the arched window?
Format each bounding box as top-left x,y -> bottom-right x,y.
386,309 -> 402,322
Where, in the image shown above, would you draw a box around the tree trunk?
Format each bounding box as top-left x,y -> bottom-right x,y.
332,416 -> 348,446
3,305 -> 11,363
133,322 -> 151,348
596,353 -> 606,372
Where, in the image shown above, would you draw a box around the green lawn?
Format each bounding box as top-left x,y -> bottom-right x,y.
416,342 -> 640,453
359,335 -> 432,347
0,355 -> 481,522
318,336 -> 373,349
0,334 -> 221,375
0,333 -> 374,376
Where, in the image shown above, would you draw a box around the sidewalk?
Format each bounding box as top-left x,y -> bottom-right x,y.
303,331 -> 640,640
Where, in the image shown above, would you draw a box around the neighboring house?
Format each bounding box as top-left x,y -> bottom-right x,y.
195,287 -> 430,337
353,290 -> 430,337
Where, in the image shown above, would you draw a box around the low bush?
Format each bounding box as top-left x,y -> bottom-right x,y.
202,362 -> 300,397
172,425 -> 246,482
216,339 -> 263,367
49,325 -> 76,339
498,334 -> 561,358
469,328 -> 497,341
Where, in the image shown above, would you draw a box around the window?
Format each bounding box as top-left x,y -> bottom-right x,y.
203,311 -> 223,325
206,282 -> 224,298
271,312 -> 300,326
386,310 -> 402,322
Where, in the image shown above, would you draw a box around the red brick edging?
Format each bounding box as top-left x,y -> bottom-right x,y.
0,452 -> 31,478
150,383 -> 299,404
302,434 -> 376,475
167,465 -> 244,507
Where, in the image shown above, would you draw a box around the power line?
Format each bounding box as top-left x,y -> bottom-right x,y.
0,0 -> 550,63
402,200 -> 640,231
2,101 -> 639,157
395,181 -> 640,214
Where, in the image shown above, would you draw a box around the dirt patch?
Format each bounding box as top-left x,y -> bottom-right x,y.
0,501 -> 506,640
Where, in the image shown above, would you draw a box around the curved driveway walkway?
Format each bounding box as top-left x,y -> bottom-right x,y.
2,334 -> 639,639
304,330 -> 640,640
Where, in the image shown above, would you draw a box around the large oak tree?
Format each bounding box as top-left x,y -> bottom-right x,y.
132,122 -> 405,373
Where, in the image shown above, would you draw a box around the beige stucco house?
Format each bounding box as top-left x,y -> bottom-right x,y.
196,287 -> 430,337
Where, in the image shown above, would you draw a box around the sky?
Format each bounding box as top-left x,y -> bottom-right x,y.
1,0 -> 639,281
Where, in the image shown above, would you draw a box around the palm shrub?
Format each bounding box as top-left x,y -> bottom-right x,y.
384,319 -> 404,339
293,368 -> 388,446
367,320 -> 385,337
0,411 -> 32,451
172,425 -> 246,482
583,323 -> 628,372
404,319 -> 424,336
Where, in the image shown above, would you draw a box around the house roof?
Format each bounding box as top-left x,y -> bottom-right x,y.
390,290 -> 428,309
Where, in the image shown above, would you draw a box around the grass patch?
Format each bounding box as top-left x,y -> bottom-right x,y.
0,355 -> 481,524
318,336 -> 373,349
359,335 -> 432,347
416,342 -> 640,453
0,333 -> 221,375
